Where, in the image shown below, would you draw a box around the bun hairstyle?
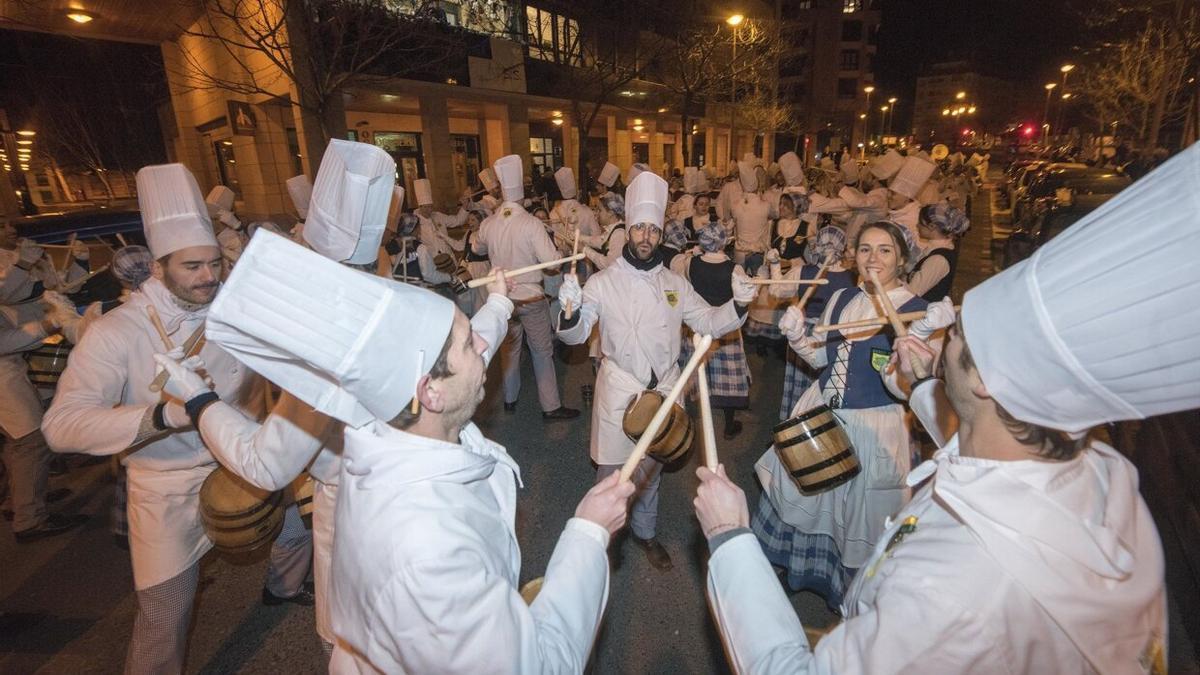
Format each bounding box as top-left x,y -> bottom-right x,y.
919,203 -> 970,238
854,221 -> 911,266
599,192 -> 625,220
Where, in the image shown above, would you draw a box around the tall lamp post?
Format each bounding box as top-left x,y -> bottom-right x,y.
879,105 -> 889,141
1055,63 -> 1075,138
726,13 -> 744,166
862,85 -> 875,149
887,96 -> 897,136
1042,82 -> 1057,145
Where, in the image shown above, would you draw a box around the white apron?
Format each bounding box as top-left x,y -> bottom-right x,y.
126,463 -> 215,590
591,359 -> 677,466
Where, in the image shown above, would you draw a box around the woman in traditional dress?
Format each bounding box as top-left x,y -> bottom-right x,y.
907,202 -> 969,302
753,220 -> 933,610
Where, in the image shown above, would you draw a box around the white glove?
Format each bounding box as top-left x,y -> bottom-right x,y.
18,239 -> 44,267
65,302 -> 103,344
909,296 -> 956,340
70,239 -> 90,261
217,209 -> 243,230
731,267 -> 756,305
558,273 -> 583,311
41,290 -> 76,316
153,352 -> 214,403
779,305 -> 806,341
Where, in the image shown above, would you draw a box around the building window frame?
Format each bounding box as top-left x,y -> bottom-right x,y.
525,5 -> 582,66
839,49 -> 860,71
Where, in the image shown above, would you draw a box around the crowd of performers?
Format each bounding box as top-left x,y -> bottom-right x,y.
1,133 -> 1192,674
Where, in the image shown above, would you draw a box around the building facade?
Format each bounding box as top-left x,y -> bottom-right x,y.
911,61 -> 1026,147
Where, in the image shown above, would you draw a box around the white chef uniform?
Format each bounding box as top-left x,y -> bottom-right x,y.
473,155 -> 566,413
551,167 -> 601,239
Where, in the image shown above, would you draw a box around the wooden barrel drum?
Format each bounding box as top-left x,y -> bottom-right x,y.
772,404 -> 860,494
622,390 -> 694,464
26,336 -> 72,390
433,252 -> 457,275
199,466 -> 285,554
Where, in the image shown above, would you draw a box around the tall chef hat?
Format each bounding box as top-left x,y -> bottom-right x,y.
962,142 -> 1200,435
869,149 -> 904,181
494,155 -> 524,202
598,162 -> 620,188
627,162 -> 650,183
684,167 -> 701,194
625,171 -> 668,229
890,155 -> 936,200
738,160 -> 758,193
554,166 -> 578,200
414,178 -> 434,207
778,152 -> 805,187
478,167 -> 499,192
136,164 -> 219,259
207,230 -> 456,428
287,175 -> 313,220
205,186 -> 235,214
303,139 -> 396,265
916,179 -> 943,206
840,156 -> 860,185
385,186 -> 406,233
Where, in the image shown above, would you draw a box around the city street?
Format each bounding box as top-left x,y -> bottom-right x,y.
3,181 -> 1197,674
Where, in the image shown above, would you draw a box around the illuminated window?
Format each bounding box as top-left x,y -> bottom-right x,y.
843,0 -> 862,13
525,6 -> 581,65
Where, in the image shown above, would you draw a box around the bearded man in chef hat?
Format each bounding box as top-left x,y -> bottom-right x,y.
690,143 -> 1200,675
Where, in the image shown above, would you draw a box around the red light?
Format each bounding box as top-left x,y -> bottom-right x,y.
962,129 -> 970,135
1021,125 -> 1035,137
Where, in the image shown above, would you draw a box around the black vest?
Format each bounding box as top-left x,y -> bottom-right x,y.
910,247 -> 958,302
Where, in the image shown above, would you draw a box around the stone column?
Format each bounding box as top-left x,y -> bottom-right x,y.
420,95 -> 457,209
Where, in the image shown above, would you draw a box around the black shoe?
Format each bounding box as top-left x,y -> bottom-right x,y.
262,587 -> 315,607
542,407 -> 580,420
503,400 -> 517,413
723,420 -> 743,440
14,513 -> 88,543
631,536 -> 673,570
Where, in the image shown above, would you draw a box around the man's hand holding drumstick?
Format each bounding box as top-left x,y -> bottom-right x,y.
694,465 -> 750,541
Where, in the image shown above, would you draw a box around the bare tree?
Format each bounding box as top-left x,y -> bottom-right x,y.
1081,16 -> 1199,148
172,0 -> 516,165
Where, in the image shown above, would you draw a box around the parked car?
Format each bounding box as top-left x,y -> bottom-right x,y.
1000,192 -> 1120,270
1010,162 -> 1091,222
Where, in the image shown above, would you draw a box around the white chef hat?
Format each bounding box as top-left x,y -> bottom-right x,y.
869,149 -> 904,181
207,230 -> 456,428
205,186 -> 235,214
494,155 -> 524,202
916,180 -> 943,206
302,139 -> 396,265
478,167 -> 499,192
414,178 -> 433,207
598,162 -> 620,188
136,164 -> 219,259
286,175 -> 312,220
625,171 -> 668,229
962,143 -> 1200,436
778,152 -> 804,187
819,156 -> 836,171
554,166 -> 578,200
737,160 -> 758,193
890,155 -> 936,200
627,162 -> 650,183
685,166 -> 711,195
742,152 -> 759,166
386,186 -> 405,233
840,156 -> 860,185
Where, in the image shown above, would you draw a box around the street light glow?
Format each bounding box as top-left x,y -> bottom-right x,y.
17,130 -> 36,137
726,14 -> 744,26
863,85 -> 875,94
942,109 -> 950,116
859,113 -> 867,119
17,140 -> 32,145
955,91 -> 966,99
1061,64 -> 1075,74
880,105 -> 888,111
1045,82 -> 1057,90
888,97 -> 897,104
66,10 -> 94,24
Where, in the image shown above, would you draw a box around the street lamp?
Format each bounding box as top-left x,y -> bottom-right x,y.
726,13 -> 743,163
886,97 -> 897,136
956,91 -> 967,100
1042,82 -> 1057,145
862,85 -> 875,147
1056,64 -> 1075,136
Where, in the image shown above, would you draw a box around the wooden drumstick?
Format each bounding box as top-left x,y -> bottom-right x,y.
693,333 -> 718,471
814,305 -> 961,333
867,269 -> 927,379
116,233 -> 129,247
564,230 -> 580,320
59,233 -> 77,273
793,255 -> 834,313
467,253 -> 586,288
747,278 -> 828,286
59,264 -> 110,294
619,333 -> 714,482
149,323 -> 205,393
146,306 -> 175,350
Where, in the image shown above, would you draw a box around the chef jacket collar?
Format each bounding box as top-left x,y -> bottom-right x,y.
342,419 -> 523,489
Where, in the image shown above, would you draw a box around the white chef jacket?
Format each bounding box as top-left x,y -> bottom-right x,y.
474,202 -> 562,302
417,208 -> 468,257
329,420 -> 611,674
551,198 -> 601,239
717,179 -> 743,222
0,310 -> 50,438
556,256 -> 745,464
196,294 -> 513,642
731,193 -> 772,255
709,436 -> 1167,675
41,277 -> 261,589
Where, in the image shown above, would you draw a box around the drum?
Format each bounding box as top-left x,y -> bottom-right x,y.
622,390 -> 694,464
451,266 -> 472,294
292,473 -> 315,529
772,404 -> 860,495
434,252 -> 457,274
200,466 -> 285,554
26,336 -> 72,390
